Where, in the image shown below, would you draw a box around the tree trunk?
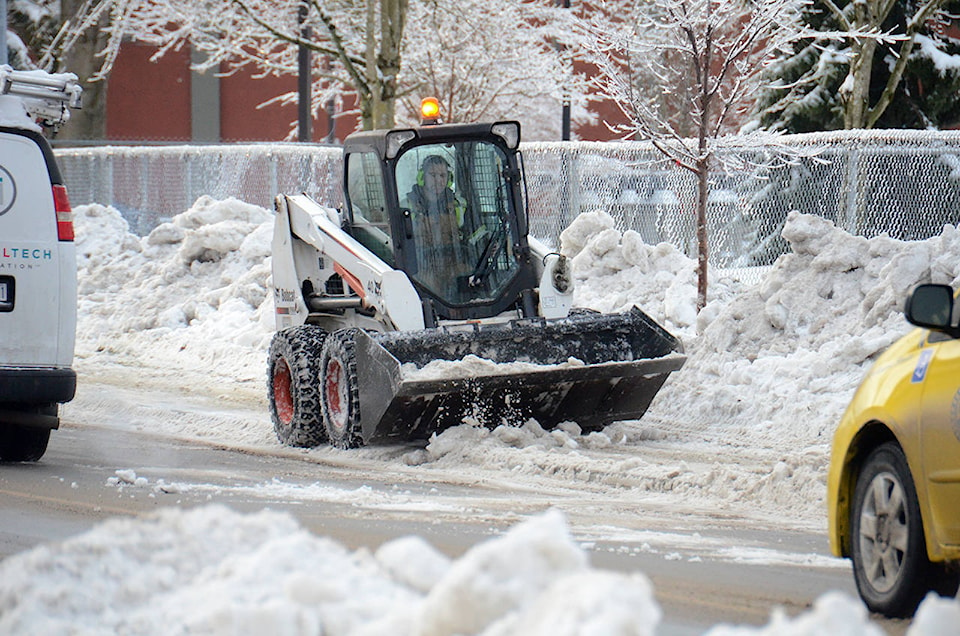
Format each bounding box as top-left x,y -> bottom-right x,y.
53,0 -> 109,141
842,39 -> 876,129
694,18 -> 712,312
695,158 -> 709,311
360,0 -> 406,130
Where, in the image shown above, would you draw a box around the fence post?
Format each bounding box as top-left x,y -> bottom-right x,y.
842,146 -> 861,234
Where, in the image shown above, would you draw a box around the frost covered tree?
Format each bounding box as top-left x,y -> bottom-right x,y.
754,0 -> 960,131
7,0 -> 58,68
397,0 -> 592,140
51,0 -> 408,131
7,0 -> 108,138
832,0 -> 951,129
582,0 -> 806,310
50,0 -> 584,137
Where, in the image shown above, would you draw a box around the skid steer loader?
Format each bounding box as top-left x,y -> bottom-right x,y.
267,105 -> 685,449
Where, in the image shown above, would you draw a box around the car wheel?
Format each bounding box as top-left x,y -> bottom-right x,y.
850,442 -> 938,617
0,404 -> 55,462
267,325 -> 328,447
320,329 -> 364,449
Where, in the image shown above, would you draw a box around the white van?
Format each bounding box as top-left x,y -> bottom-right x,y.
0,68 -> 81,462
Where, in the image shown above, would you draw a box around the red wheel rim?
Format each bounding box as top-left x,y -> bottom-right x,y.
272,359 -> 294,424
325,358 -> 347,433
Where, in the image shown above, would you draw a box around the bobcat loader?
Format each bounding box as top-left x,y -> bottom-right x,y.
268,105 -> 685,449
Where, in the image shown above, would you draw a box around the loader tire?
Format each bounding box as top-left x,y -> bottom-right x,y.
320,329 -> 364,449
267,325 -> 328,447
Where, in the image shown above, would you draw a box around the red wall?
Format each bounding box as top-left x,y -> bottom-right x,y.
220,70 -> 298,142
219,70 -> 355,142
107,43 -> 351,143
106,43 -> 192,141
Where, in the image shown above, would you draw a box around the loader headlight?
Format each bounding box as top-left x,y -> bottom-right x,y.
551,254 -> 571,294
491,122 -> 520,149
386,130 -> 416,159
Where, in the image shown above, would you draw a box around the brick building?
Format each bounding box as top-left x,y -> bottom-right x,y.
105,42 -> 623,143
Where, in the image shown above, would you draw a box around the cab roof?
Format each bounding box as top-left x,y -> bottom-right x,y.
343,121 -> 521,160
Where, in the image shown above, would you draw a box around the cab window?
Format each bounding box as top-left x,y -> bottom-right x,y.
346,152 -> 394,266
395,141 -> 519,307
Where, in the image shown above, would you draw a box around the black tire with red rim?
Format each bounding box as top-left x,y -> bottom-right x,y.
320,328 -> 364,449
267,325 -> 328,447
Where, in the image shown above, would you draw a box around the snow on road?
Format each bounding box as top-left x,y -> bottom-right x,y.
9,196 -> 960,633
68,198 -> 960,527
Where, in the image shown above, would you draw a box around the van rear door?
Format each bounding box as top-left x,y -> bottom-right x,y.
0,128 -> 77,369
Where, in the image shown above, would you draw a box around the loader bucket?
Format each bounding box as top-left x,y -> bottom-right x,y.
353,307 -> 685,444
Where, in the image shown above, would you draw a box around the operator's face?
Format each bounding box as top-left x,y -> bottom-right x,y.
423,163 -> 449,200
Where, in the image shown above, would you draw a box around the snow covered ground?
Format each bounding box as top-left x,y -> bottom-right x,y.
3,196 -> 960,633
4,503 -> 958,636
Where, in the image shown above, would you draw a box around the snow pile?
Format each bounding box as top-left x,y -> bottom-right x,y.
712,590 -> 960,635
403,418 -> 627,466
74,197 -> 276,397
559,209 -> 747,335
646,211 -> 960,452
541,208 -> 960,521
0,505 -> 957,635
0,506 -> 660,636
706,591 -> 886,636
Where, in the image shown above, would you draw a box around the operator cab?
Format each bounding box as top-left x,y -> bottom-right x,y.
342,116 -> 537,322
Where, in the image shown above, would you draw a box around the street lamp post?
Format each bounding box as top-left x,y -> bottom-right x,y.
297,0 -> 312,142
559,0 -> 571,140
1,0 -> 9,66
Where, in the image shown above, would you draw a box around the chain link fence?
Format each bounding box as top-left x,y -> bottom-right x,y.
56,130 -> 960,272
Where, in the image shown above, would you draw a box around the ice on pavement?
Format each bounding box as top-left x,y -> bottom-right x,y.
44,196 -> 960,632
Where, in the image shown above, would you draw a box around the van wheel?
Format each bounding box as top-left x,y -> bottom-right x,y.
321,329 -> 364,449
267,326 -> 328,447
0,405 -> 55,462
850,442 -> 939,617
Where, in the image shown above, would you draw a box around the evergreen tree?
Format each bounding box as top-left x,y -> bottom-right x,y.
7,0 -> 59,68
753,0 -> 960,131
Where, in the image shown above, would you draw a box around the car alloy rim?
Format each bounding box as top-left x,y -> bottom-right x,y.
858,471 -> 908,593
272,359 -> 294,425
325,358 -> 347,433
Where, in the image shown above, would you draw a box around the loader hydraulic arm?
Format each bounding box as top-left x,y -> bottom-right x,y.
274,195 -> 425,332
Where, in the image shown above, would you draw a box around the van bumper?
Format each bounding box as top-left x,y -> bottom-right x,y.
0,367 -> 77,404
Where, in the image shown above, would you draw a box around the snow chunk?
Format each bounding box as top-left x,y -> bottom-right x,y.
415,509 -> 588,635
559,209 -> 617,258
484,570 -> 660,636
908,593 -> 960,636
401,354 -> 586,381
375,536 -> 451,593
172,195 -> 272,230
705,591 -> 884,635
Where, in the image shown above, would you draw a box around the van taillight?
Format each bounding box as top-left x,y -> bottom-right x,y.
52,185 -> 74,241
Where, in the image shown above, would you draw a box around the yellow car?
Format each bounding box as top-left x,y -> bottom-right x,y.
829,283 -> 960,617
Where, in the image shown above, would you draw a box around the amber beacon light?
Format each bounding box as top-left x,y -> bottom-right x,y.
420,97 -> 441,125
